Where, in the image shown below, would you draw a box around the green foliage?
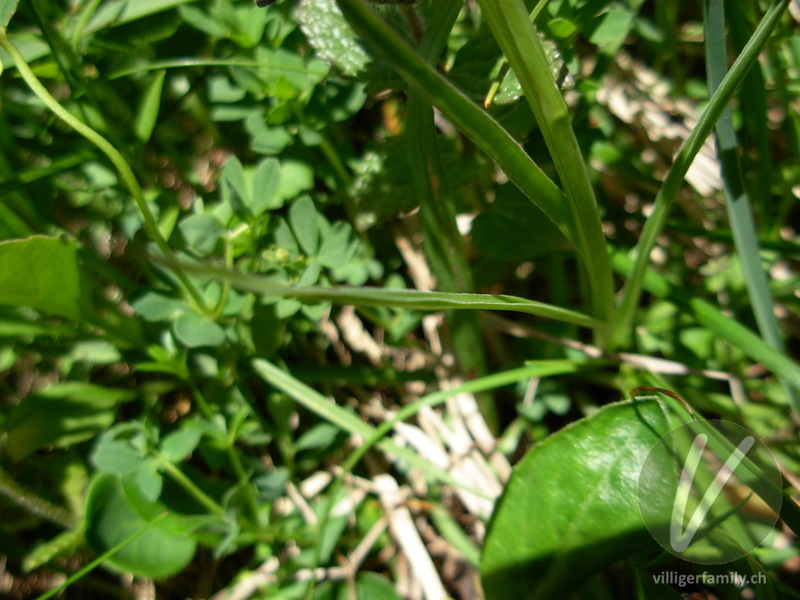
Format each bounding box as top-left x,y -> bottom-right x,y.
84,473 -> 197,578
0,0 -> 798,597
482,399 -> 670,599
0,237 -> 83,319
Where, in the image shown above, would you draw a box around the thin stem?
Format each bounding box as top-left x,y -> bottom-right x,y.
155,453 -> 227,517
189,384 -> 265,526
0,31 -> 209,314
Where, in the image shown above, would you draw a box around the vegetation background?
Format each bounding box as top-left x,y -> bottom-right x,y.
0,0 -> 799,598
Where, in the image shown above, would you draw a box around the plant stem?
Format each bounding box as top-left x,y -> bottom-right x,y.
190,384 -> 265,526
0,30 -> 209,314
476,0 -> 615,346
155,454 -> 227,517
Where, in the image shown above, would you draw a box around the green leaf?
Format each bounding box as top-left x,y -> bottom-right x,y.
289,196 -> 320,256
6,383 -> 135,461
130,291 -> 185,322
179,214 -> 225,256
135,458 -> 163,502
0,236 -> 82,318
587,10 -> 635,52
134,70 -> 165,143
1,0 -> 19,29
547,17 -> 577,40
173,310 -> 226,348
85,473 -> 196,578
221,155 -> 249,209
85,0 -> 194,33
91,440 -> 145,474
481,398 -> 669,599
160,428 -> 203,462
297,0 -> 371,76
295,422 -> 342,453
317,222 -> 356,268
277,160 -> 314,202
250,158 -> 282,216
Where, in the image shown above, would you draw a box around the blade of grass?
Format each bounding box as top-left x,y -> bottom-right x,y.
405,0 -> 498,430
475,0 -> 615,345
703,0 -> 798,413
611,250 -> 800,395
331,0 -> 582,260
615,0 -> 791,348
163,259 -> 602,329
251,358 -> 490,498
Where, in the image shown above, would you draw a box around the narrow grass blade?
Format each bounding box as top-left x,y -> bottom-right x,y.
704,0 -> 798,414
252,359 -> 490,498
475,0 -> 615,343
615,0 -> 790,347
168,260 -> 601,329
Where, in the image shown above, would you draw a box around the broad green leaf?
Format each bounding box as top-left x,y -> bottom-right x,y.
295,423 -> 342,452
160,428 -> 203,462
6,383 -> 135,461
174,310 -> 226,348
481,398 -> 669,599
253,467 -> 290,501
85,473 -> 196,578
134,70 -> 165,143
0,236 -> 82,318
289,196 -> 320,256
179,214 -> 225,255
297,0 -> 371,76
250,158 -> 282,216
1,0 -> 19,29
